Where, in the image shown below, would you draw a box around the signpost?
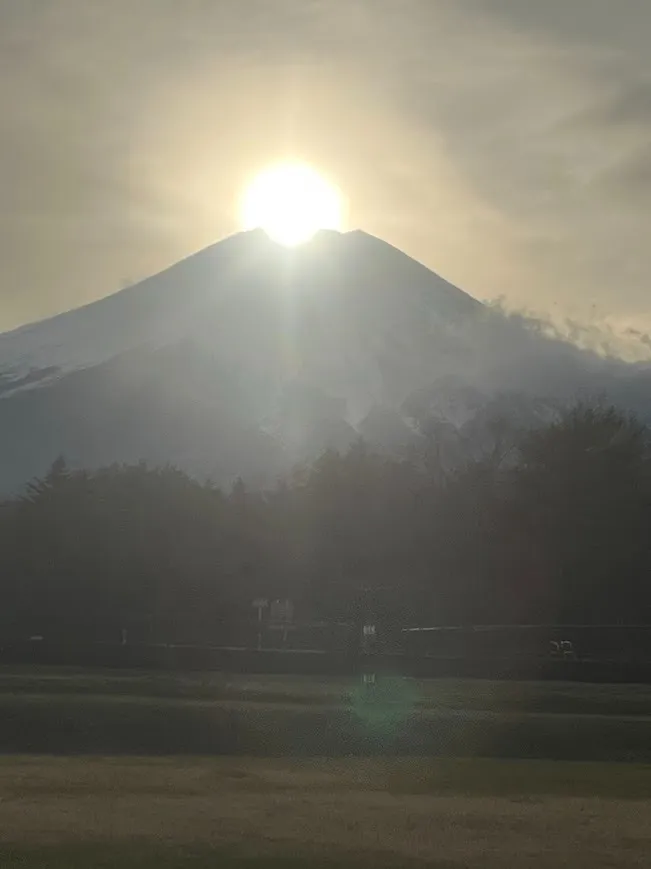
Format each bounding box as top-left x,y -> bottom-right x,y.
362,623 -> 377,692
252,598 -> 268,650
269,599 -> 294,647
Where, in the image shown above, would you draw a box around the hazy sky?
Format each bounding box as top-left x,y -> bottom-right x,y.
1,0 -> 650,343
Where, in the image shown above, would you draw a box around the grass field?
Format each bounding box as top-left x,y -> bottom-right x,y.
0,756 -> 649,867
2,667 -> 651,715
0,669 -> 649,866
0,668 -> 650,760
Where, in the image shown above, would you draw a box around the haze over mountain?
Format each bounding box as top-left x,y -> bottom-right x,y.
0,228 -> 649,493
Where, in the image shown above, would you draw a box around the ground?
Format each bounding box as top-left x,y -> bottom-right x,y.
0,757 -> 650,867
0,668 -> 649,866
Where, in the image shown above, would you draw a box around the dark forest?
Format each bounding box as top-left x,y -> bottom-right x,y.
1,402 -> 649,647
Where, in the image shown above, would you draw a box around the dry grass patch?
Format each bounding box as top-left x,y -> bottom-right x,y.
0,757 -> 649,868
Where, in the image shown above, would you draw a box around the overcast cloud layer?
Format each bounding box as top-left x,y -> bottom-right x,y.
1,0 -> 650,347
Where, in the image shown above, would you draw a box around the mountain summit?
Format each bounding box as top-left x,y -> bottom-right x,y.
0,229 -> 479,388
0,229 -> 647,492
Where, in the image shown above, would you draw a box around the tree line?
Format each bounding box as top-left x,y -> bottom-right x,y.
0,402 -> 649,644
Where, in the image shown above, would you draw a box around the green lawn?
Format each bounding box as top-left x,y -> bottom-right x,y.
1,667 -> 650,716
0,667 -> 649,760
0,757 -> 649,868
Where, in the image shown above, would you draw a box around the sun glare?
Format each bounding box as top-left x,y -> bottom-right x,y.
241,163 -> 343,246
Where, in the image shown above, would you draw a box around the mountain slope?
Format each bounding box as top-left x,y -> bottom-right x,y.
0,229 -> 479,389
0,228 -> 649,493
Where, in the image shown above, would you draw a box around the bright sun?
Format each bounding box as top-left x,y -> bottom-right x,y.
241,163 -> 344,247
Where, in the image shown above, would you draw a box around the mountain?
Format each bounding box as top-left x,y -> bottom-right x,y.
0,228 -> 649,493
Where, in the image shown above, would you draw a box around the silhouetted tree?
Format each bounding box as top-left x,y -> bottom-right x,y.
507,403 -> 651,624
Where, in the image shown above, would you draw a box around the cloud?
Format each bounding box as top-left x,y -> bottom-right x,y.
576,83 -> 651,128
